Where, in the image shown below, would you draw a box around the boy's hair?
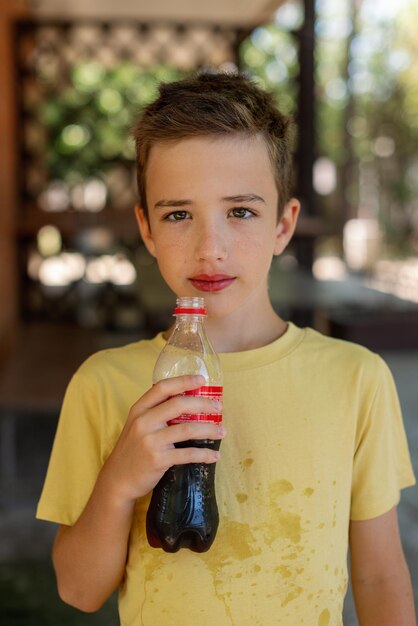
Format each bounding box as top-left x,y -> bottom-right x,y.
132,72 -> 294,220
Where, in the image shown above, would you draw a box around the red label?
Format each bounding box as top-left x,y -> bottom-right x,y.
174,307 -> 207,315
168,385 -> 223,425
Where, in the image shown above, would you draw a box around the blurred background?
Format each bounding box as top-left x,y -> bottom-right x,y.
0,0 -> 417,623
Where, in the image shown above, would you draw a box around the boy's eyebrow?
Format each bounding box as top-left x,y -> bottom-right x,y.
154,199 -> 193,209
223,194 -> 265,204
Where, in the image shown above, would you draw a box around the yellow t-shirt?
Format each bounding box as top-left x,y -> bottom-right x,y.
37,323 -> 415,626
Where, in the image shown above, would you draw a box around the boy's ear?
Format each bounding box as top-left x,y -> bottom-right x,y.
135,204 -> 157,258
273,198 -> 301,256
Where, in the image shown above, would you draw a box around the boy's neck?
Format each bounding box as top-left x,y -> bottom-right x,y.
206,311 -> 288,353
163,302 -> 288,353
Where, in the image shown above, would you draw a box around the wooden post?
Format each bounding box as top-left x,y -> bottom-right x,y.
0,0 -> 29,362
295,0 -> 316,270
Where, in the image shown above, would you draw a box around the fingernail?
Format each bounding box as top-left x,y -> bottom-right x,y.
218,425 -> 226,437
213,399 -> 222,411
213,451 -> 220,460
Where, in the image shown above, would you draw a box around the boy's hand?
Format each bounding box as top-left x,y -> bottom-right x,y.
101,375 -> 225,506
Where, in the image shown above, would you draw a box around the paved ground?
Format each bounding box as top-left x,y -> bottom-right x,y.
0,350 -> 417,625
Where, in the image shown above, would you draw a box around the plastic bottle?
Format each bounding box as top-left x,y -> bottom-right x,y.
146,296 -> 223,553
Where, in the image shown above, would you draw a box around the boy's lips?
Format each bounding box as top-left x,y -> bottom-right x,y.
189,274 -> 236,292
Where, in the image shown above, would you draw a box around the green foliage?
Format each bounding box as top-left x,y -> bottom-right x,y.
36,63 -> 186,183
239,24 -> 299,116
243,1 -> 418,254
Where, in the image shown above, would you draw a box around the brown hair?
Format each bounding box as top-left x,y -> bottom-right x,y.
131,72 -> 294,219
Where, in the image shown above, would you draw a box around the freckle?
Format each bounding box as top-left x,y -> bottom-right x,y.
251,582 -> 257,587
311,549 -> 316,554
296,568 -> 304,575
236,493 -> 248,503
334,567 -> 338,576
236,572 -> 242,578
317,523 -> 325,529
303,487 -> 315,497
325,564 -> 329,571
333,480 -> 336,486
243,458 -> 254,468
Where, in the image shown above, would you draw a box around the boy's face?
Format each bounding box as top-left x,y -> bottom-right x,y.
136,134 -> 299,320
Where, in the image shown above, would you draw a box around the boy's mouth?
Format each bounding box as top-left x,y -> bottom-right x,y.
189,274 -> 236,292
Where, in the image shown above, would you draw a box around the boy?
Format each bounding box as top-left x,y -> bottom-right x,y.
37,73 -> 416,625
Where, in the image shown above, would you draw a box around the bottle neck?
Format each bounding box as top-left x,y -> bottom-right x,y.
174,314 -> 205,329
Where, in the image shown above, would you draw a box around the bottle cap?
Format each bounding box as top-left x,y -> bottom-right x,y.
174,296 -> 206,316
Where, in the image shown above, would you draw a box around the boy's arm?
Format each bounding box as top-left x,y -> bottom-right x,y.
349,506 -> 416,626
52,375 -> 224,613
52,473 -> 135,613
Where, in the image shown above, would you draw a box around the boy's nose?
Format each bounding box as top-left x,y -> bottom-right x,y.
194,225 -> 228,262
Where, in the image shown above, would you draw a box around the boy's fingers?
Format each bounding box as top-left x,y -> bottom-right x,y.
166,446 -> 221,467
129,378 -> 223,430
160,421 -> 225,447
127,375 -> 206,422
151,395 -> 222,428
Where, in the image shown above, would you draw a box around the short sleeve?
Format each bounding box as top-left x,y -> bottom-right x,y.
350,356 -> 415,520
36,369 -> 104,525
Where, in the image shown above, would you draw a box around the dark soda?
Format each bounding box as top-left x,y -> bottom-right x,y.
146,439 -> 221,553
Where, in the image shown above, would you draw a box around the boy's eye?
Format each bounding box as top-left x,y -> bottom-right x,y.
229,207 -> 255,219
164,210 -> 190,221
